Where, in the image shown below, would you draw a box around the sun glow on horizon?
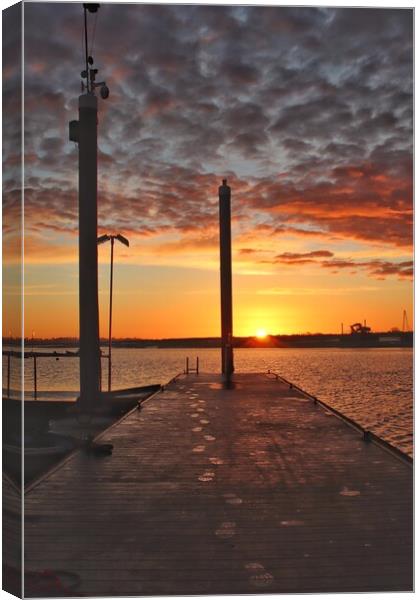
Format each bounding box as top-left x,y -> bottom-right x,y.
256,328 -> 267,339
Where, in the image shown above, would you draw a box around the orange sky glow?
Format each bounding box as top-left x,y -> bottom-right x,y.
2,5 -> 413,340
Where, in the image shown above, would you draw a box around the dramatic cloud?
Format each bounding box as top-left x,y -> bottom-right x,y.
321,258 -> 413,280
238,248 -> 258,255
262,250 -> 412,280
11,5 -> 412,269
274,250 -> 334,263
2,4 -> 413,338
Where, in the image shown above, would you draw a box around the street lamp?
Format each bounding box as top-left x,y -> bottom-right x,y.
97,233 -> 129,391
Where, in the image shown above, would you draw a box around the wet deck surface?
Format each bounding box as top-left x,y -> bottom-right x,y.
24,373 -> 412,595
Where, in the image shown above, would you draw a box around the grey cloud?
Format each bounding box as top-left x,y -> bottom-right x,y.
16,4 -> 412,254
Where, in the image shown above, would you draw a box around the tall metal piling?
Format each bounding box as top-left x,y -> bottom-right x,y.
77,93 -> 101,412
218,179 -> 234,378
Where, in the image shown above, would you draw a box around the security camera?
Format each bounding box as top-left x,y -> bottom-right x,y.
100,85 -> 109,99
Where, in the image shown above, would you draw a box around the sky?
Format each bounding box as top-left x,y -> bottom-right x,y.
3,2 -> 413,338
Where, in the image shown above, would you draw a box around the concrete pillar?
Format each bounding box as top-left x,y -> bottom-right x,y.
219,179 -> 234,377
78,93 -> 101,411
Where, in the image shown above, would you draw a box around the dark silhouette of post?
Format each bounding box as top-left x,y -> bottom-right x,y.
219,179 -> 234,378
108,237 -> 114,391
78,93 -> 101,412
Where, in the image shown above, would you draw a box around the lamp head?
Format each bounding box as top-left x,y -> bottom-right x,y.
97,234 -> 111,245
116,234 -> 129,247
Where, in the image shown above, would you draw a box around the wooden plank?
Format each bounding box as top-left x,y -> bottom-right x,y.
24,373 -> 413,595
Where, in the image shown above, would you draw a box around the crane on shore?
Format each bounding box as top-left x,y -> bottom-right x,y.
350,321 -> 371,335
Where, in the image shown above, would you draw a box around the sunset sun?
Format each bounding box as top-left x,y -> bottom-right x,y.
256,328 -> 267,339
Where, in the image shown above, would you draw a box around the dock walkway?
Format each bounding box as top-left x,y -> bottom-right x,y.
24,373 -> 413,595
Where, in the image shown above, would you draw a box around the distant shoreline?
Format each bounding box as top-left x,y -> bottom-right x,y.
4,332 -> 413,349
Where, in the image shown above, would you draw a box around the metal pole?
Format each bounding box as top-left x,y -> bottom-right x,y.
108,237 -> 114,392
33,355 -> 37,401
219,179 -> 234,377
99,346 -> 102,392
7,353 -> 10,399
186,357 -> 189,374
83,6 -> 89,93
196,356 -> 199,374
78,93 -> 101,412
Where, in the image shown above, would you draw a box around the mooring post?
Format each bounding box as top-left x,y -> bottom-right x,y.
196,356 -> 199,374
186,357 -> 189,374
219,179 -> 234,378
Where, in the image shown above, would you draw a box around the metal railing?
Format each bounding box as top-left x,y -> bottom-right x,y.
184,356 -> 199,375
3,350 -> 80,400
3,350 -> 188,400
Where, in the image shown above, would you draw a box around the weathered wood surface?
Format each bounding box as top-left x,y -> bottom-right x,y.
24,373 -> 413,596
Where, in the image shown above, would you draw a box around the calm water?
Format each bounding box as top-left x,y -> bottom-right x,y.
4,346 -> 413,455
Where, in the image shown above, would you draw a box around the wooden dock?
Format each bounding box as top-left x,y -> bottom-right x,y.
22,372 -> 412,596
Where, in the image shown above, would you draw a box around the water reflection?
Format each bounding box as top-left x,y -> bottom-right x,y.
3,346 -> 413,454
